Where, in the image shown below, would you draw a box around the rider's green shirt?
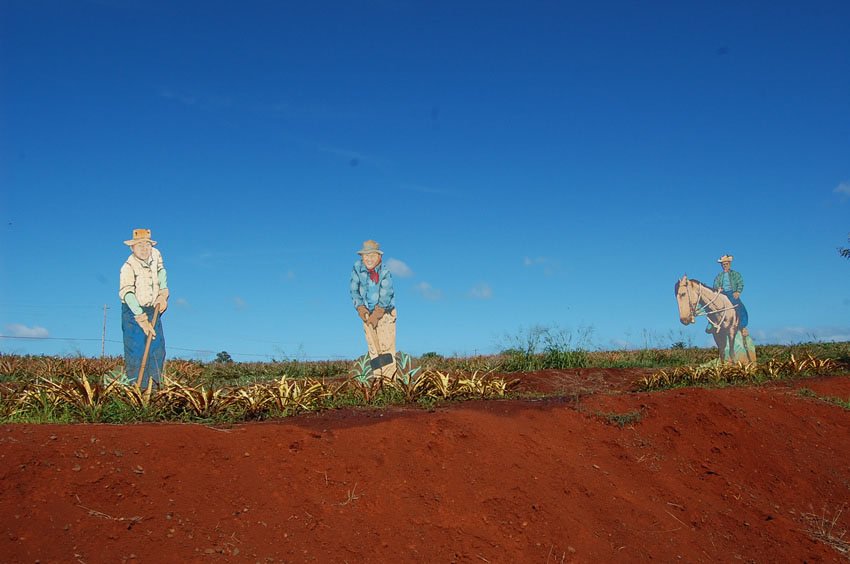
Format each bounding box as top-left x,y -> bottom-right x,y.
713,270 -> 743,293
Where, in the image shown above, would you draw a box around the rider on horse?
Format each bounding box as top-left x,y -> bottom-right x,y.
707,254 -> 749,336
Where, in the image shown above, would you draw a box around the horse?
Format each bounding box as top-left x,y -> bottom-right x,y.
675,275 -> 755,364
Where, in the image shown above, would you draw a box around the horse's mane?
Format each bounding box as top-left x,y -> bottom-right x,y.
689,279 -> 712,290
675,277 -> 734,313
674,278 -> 718,294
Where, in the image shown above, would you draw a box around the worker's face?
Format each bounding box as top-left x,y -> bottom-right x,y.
362,252 -> 381,270
721,261 -> 731,272
132,241 -> 152,261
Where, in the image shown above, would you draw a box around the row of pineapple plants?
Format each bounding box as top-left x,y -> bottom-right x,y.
0,353 -> 516,424
0,354 -> 352,386
640,354 -> 838,390
3,339 -> 848,384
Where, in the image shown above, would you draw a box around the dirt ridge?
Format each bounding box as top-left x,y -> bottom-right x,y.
1,371 -> 849,563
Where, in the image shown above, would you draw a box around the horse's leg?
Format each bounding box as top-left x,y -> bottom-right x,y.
720,327 -> 735,364
714,332 -> 725,363
728,325 -> 737,364
729,330 -> 737,364
743,331 -> 756,364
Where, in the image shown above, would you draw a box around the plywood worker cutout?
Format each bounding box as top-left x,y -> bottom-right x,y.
710,254 -> 755,362
675,253 -> 755,364
710,255 -> 748,337
119,229 -> 169,388
349,240 -> 397,379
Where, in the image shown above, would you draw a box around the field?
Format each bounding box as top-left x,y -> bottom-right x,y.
1,346 -> 849,562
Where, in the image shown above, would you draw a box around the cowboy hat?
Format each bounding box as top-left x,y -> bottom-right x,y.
717,254 -> 733,263
124,228 -> 157,246
356,239 -> 383,255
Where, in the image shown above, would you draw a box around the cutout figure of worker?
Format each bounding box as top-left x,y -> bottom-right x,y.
349,240 -> 397,379
119,229 -> 169,388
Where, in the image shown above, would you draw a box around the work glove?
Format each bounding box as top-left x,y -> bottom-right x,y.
367,306 -> 386,328
356,305 -> 369,322
155,289 -> 170,313
135,313 -> 157,339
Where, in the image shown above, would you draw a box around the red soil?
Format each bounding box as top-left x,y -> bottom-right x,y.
2,370 -> 849,563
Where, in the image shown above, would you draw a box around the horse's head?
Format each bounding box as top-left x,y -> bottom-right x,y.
674,275 -> 696,325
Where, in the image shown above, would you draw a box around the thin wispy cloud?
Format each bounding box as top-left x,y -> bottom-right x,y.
282,270 -> 296,282
82,0 -> 148,9
523,256 -> 559,276
399,183 -> 454,196
269,101 -> 357,122
315,144 -> 389,169
158,87 -> 231,110
385,258 -> 413,278
159,88 -> 197,106
317,145 -> 366,161
234,296 -> 247,310
414,282 -> 443,301
174,297 -> 190,308
468,283 -> 493,300
5,323 -> 48,338
834,181 -> 850,198
190,251 -> 216,268
192,249 -> 319,268
751,325 -> 850,344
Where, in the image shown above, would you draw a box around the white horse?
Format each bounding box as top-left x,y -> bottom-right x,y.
675,275 -> 754,364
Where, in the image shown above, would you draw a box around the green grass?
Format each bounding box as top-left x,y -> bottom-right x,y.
593,410 -> 643,428
3,340 -> 848,385
1,338 -> 848,425
196,359 -> 349,386
797,388 -> 850,410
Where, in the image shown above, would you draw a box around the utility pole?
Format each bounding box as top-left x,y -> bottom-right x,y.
101,304 -> 109,357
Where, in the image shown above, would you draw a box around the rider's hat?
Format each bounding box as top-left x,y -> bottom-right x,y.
717,254 -> 734,263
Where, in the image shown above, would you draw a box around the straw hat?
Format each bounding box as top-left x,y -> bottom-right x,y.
356,240 -> 383,255
717,254 -> 733,263
124,228 -> 157,246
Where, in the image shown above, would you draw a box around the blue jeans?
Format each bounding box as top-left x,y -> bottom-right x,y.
723,291 -> 748,329
122,303 -> 165,388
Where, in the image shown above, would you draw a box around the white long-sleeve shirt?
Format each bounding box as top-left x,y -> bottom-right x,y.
119,248 -> 167,313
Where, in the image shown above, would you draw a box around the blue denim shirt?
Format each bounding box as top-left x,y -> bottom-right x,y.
350,260 -> 395,311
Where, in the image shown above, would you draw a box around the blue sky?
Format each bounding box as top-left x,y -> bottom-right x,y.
1,0 -> 849,361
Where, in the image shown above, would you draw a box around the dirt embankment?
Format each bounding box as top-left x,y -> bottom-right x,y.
2,371 -> 849,563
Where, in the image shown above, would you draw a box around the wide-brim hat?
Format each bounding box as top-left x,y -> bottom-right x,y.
717,254 -> 734,263
357,239 -> 383,255
124,228 -> 157,246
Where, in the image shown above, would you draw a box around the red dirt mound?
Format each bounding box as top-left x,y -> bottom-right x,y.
2,372 -> 849,563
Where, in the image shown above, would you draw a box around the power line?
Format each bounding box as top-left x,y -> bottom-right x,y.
0,335 -> 350,360
0,335 -> 108,342
0,303 -> 109,310
2,303 -> 353,360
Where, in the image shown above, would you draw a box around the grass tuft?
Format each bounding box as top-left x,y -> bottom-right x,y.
796,388 -> 850,410
594,410 -> 643,428
801,505 -> 849,560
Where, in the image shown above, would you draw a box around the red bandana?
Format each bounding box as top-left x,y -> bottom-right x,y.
367,267 -> 379,284
367,259 -> 381,283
